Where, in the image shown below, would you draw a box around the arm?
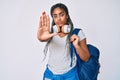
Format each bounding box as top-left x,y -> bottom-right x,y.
37,12 -> 57,42
70,35 -> 90,62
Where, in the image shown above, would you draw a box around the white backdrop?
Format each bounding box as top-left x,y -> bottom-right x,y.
0,0 -> 120,80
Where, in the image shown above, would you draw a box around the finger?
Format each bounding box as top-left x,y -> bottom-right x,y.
70,37 -> 74,42
70,35 -> 75,40
41,11 -> 45,26
74,35 -> 80,41
76,36 -> 79,41
70,35 -> 78,42
43,12 -> 46,26
41,15 -> 44,27
72,38 -> 76,42
44,14 -> 47,27
49,33 -> 58,37
46,15 -> 50,29
39,16 -> 42,28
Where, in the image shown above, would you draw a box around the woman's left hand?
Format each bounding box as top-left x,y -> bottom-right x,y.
70,34 -> 80,46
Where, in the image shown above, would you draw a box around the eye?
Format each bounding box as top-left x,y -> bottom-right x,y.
60,13 -> 65,17
52,15 -> 57,19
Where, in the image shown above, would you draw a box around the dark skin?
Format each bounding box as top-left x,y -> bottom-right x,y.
37,8 -> 90,62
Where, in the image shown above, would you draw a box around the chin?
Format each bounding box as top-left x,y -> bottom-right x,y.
58,24 -> 65,27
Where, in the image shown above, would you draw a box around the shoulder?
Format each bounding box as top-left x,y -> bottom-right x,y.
73,28 -> 86,41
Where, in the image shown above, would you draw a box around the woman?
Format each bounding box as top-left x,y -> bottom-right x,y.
37,3 -> 90,80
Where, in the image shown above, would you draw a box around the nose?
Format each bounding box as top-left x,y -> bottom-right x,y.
57,15 -> 61,21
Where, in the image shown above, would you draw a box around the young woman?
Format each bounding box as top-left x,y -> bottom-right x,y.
37,3 -> 90,80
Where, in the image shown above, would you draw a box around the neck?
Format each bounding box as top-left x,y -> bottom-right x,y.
58,32 -> 68,38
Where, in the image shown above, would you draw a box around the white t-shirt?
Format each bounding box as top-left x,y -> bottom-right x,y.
47,29 -> 86,74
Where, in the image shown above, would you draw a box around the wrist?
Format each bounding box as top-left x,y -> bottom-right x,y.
74,44 -> 80,49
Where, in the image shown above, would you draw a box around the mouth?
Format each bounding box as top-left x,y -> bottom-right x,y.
56,22 -> 64,26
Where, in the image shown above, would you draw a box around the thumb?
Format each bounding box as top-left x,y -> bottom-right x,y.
49,32 -> 58,37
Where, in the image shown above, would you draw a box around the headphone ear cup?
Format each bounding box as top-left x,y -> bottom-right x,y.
63,25 -> 71,33
53,25 -> 60,33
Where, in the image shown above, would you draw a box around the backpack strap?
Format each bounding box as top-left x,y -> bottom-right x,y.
70,28 -> 81,66
72,28 -> 81,35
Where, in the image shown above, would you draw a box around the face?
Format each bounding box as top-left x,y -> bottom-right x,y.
52,7 -> 68,27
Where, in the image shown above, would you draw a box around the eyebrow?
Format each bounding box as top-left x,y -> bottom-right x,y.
52,12 -> 65,16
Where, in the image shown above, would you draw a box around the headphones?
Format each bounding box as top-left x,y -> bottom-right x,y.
53,25 -> 71,33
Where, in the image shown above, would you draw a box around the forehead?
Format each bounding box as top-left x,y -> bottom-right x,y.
52,7 -> 65,15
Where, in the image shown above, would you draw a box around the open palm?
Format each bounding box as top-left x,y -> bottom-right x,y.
37,12 -> 57,41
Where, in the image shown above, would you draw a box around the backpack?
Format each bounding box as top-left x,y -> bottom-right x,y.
70,28 -> 100,80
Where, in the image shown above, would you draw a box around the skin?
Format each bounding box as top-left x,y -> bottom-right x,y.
37,7 -> 90,62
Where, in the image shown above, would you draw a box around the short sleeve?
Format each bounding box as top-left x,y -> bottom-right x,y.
78,30 -> 86,41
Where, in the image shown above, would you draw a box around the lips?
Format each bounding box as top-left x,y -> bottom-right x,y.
56,21 -> 63,25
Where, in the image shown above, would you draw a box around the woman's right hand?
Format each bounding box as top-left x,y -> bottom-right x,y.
37,12 -> 57,42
